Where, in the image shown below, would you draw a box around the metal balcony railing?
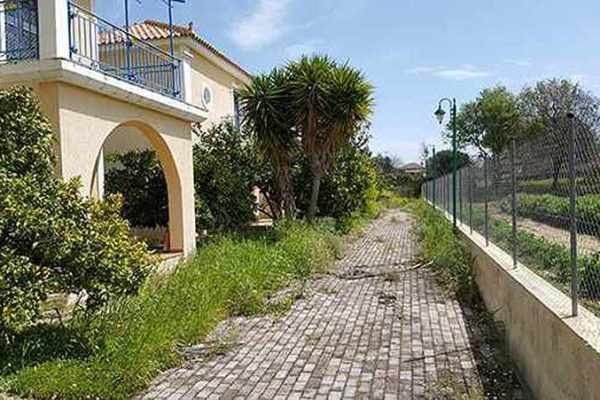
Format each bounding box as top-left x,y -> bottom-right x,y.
68,2 -> 183,99
0,0 -> 39,63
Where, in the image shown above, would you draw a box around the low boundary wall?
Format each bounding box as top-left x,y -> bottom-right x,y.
452,218 -> 600,400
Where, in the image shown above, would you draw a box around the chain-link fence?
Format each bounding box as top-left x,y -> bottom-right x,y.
422,116 -> 600,318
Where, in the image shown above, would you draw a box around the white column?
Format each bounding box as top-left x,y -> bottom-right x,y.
180,48 -> 194,104
38,0 -> 70,60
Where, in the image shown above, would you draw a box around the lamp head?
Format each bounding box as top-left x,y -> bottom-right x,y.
434,106 -> 446,125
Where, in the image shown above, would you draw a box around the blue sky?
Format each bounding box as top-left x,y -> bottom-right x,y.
97,0 -> 600,163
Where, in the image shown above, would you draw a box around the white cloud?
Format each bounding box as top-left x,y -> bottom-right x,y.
284,40 -> 321,60
505,59 -> 532,67
406,65 -> 492,80
433,67 -> 492,80
229,0 -> 291,51
405,66 -> 437,75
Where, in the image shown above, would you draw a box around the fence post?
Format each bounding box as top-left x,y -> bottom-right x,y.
484,155 -> 489,246
568,113 -> 578,317
469,165 -> 473,234
511,139 -> 518,268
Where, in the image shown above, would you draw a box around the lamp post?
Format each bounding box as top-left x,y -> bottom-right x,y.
434,98 -> 458,228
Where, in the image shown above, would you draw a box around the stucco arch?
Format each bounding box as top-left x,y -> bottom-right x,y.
32,82 -> 197,255
91,120 -> 186,253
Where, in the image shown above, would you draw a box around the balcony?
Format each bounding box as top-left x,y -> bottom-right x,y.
0,0 -> 184,100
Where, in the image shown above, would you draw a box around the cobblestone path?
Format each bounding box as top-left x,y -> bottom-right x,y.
140,211 -> 481,400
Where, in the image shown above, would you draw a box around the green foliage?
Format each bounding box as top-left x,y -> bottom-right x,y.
1,222 -> 341,400
0,87 -> 156,331
424,149 -> 470,178
452,86 -> 523,156
240,55 -> 375,220
372,155 -> 423,197
294,134 -> 379,221
193,121 -> 260,231
105,150 -> 169,227
237,69 -> 298,218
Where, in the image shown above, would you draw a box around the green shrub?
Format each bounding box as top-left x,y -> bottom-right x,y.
295,137 -> 380,221
0,87 -> 156,330
2,221 -> 340,399
105,150 -> 169,228
193,121 -> 260,231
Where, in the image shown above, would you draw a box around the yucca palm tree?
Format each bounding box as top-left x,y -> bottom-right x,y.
288,55 -> 374,219
238,69 -> 297,218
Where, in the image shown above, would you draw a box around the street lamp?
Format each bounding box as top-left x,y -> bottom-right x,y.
434,98 -> 458,228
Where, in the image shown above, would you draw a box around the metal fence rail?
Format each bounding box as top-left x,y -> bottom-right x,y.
0,0 -> 38,63
68,2 -> 183,99
423,117 -> 600,317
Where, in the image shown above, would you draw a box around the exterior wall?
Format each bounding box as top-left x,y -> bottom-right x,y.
453,218 -> 600,400
185,50 -> 244,128
32,82 -> 196,255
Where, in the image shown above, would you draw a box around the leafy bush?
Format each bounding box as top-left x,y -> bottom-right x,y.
193,121 -> 260,231
0,87 -> 156,330
105,150 -> 169,228
1,222 -> 341,399
294,136 -> 380,221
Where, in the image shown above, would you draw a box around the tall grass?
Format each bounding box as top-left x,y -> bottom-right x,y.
409,200 -> 478,302
1,222 -> 341,400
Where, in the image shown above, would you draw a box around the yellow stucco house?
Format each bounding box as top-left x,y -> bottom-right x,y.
0,0 -> 252,256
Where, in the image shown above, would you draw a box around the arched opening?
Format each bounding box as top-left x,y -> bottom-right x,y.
91,121 -> 185,255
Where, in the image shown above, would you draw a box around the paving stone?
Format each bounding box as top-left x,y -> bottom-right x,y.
138,211 -> 480,399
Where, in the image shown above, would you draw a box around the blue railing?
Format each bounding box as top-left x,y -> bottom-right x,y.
0,0 -> 39,62
67,2 -> 183,99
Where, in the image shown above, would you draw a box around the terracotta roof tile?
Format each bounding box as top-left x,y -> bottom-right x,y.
99,20 -> 251,79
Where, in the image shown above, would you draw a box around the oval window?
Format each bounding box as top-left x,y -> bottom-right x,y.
202,86 -> 213,107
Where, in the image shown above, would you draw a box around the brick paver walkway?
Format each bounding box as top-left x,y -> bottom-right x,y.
140,211 -> 479,399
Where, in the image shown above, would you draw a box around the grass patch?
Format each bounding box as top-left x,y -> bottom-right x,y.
409,200 -> 478,302
0,192 -> 408,399
0,222 -> 341,400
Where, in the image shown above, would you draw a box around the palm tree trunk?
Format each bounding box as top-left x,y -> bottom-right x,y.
307,173 -> 322,220
276,163 -> 296,219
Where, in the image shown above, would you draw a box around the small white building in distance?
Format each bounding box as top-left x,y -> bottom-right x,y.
400,162 -> 425,176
